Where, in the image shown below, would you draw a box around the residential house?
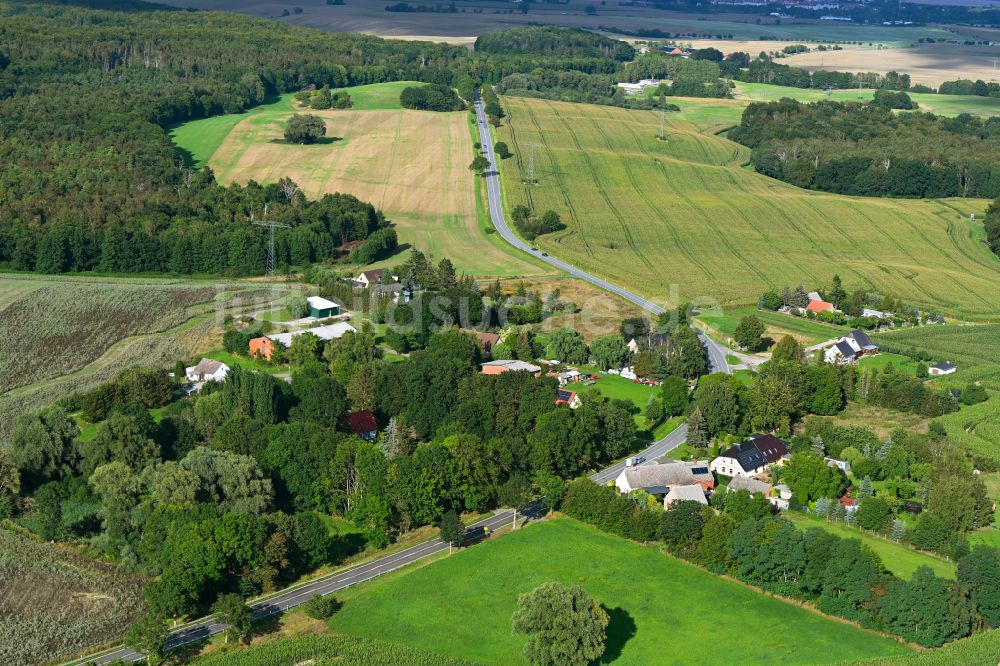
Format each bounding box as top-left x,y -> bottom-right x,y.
471,331 -> 501,354
614,461 -> 715,495
727,476 -> 772,497
249,336 -> 274,361
268,322 -> 358,349
861,308 -> 886,319
371,282 -> 409,303
480,360 -> 541,377
709,433 -> 789,479
824,329 -> 878,365
825,457 -> 852,473
555,389 -> 582,409
929,362 -> 957,376
306,296 -> 341,319
347,410 -> 379,440
355,269 -> 397,288
185,359 -> 229,383
664,484 -> 708,508
807,299 -> 835,314
627,333 -> 670,355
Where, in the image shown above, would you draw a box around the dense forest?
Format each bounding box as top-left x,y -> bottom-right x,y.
0,1 -> 473,274
730,99 -> 1000,200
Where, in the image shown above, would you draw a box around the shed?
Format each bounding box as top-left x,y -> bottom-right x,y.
307,296 -> 341,319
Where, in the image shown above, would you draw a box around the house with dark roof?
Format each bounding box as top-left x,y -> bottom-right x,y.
710,433 -> 789,479
615,461 -> 715,495
347,410 -> 378,440
627,333 -> 671,355
929,362 -> 957,376
824,329 -> 879,365
555,389 -> 582,409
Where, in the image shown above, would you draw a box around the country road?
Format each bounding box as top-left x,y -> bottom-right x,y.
66,96 -> 733,666
472,97 -> 731,377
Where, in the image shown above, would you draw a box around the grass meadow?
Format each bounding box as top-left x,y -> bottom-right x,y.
784,513 -> 955,580
171,83 -> 546,279
840,628 -> 1000,666
330,518 -> 909,665
493,97 -> 1000,319
696,306 -> 846,346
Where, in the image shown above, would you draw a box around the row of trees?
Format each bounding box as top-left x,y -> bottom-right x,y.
561,479 -> 1000,648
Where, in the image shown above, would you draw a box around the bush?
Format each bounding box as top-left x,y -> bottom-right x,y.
284,114 -> 326,144
302,593 -> 342,619
399,84 -> 465,112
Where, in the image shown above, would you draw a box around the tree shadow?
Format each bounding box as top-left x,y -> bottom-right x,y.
598,606 -> 637,663
270,136 -> 343,146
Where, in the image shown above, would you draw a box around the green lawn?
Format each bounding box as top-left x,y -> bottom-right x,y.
785,513 -> 955,580
340,80 -> 417,111
575,365 -> 660,424
697,307 -> 846,346
858,352 -> 919,376
255,307 -> 294,323
203,350 -> 286,375
330,519 -> 908,665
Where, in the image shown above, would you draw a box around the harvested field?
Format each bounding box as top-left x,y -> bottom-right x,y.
0,275 -> 284,440
495,96 -> 1000,319
175,86 -> 545,278
0,527 -> 147,664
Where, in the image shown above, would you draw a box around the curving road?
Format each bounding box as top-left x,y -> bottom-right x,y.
472,97 -> 730,377
66,97 -> 732,666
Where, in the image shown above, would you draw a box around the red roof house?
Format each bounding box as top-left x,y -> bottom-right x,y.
348,410 -> 379,440
806,299 -> 835,314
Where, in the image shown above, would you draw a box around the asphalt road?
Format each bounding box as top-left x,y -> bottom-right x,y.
68,97 -> 733,666
70,507 -> 539,665
472,98 -> 730,377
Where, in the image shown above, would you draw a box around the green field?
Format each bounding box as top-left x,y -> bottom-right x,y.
697,306 -> 846,346
494,97 -> 999,318
874,325 -> 1000,461
785,513 -> 955,580
330,518 -> 908,665
841,628 -> 1000,666
858,352 -> 920,376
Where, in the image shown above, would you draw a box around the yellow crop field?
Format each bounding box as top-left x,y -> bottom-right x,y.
495,97 -> 1000,319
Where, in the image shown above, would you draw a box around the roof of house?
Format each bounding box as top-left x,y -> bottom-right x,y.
347,410 -> 378,435
268,322 -> 357,348
556,389 -> 578,405
807,299 -> 834,313
306,295 -> 340,311
620,461 -> 713,492
558,370 -> 581,380
931,362 -> 957,371
849,329 -> 876,349
481,359 -> 541,373
372,282 -> 405,294
728,476 -> 771,495
189,358 -> 227,375
807,291 -> 822,302
830,341 -> 855,359
718,434 -> 789,472
474,331 -> 501,350
861,308 -> 885,319
358,269 -> 385,282
665,485 -> 707,505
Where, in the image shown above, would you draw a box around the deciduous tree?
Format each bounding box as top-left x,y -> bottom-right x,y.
511,582 -> 609,666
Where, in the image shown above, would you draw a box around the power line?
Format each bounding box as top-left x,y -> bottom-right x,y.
252,204 -> 291,277
523,143 -> 542,184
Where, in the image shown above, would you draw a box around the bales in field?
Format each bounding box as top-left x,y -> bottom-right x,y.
495,96 -> 1000,320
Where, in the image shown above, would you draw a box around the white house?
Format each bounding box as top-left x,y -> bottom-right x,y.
929,362 -> 957,376
664,484 -> 708,508
861,308 -> 886,319
186,359 -> 229,383
825,457 -> 852,473
824,329 -> 878,365
355,269 -> 398,288
710,434 -> 789,479
268,322 -> 358,348
615,461 -> 714,495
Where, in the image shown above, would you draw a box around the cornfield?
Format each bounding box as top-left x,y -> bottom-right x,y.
0,527 -> 146,665
193,634 -> 478,666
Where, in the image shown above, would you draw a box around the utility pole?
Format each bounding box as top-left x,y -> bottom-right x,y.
252,204 -> 291,277
658,109 -> 667,142
523,143 -> 541,184
992,58 -> 999,79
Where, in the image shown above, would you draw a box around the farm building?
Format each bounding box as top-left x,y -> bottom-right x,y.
268,322 -> 357,349
186,359 -> 229,383
307,296 -> 340,319
614,461 -> 714,495
664,484 -> 707,508
347,410 -> 379,440
249,336 -> 274,361
929,362 -> 957,376
480,359 -> 541,376
710,434 -> 789,479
